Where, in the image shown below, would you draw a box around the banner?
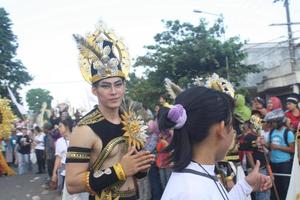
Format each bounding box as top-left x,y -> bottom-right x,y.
7,86 -> 27,115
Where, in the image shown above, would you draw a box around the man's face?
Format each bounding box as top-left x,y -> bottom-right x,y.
92,77 -> 125,110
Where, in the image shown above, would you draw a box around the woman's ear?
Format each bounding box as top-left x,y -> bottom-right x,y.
215,121 -> 226,139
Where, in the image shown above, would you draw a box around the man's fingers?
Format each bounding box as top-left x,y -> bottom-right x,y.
137,164 -> 151,172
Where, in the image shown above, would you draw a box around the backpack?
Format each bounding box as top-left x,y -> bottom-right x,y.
269,128 -> 294,155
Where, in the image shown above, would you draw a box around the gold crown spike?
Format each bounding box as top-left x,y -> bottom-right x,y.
205,73 -> 235,98
73,22 -> 131,84
120,100 -> 148,149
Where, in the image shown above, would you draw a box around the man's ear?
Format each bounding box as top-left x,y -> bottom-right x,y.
215,121 -> 226,139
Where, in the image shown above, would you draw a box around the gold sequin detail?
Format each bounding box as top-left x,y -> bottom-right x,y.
77,108 -> 104,126
67,152 -> 90,160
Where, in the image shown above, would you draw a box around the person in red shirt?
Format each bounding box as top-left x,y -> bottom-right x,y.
285,96 -> 300,131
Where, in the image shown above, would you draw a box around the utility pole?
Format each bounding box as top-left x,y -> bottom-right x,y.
285,0 -> 295,69
271,0 -> 300,70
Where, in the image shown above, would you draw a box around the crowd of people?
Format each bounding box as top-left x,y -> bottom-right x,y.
0,109 -> 81,196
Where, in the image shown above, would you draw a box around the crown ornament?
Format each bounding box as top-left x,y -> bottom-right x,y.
73,22 -> 131,84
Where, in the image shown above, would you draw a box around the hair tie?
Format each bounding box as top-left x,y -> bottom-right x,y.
167,104 -> 187,129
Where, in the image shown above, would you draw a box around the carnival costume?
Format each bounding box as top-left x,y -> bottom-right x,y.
0,98 -> 16,176
66,23 -> 148,200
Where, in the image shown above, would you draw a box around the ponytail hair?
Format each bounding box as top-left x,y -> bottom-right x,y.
158,86 -> 234,171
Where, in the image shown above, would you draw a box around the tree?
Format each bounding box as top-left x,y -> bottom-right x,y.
128,19 -> 259,108
0,8 -> 32,101
26,88 -> 53,113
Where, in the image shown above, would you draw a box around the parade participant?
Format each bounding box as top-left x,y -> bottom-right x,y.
285,95 -> 300,131
234,94 -> 251,135
159,86 -> 272,200
66,23 -> 154,200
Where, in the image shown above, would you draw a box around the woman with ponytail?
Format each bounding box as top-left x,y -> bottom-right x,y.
160,86 -> 272,200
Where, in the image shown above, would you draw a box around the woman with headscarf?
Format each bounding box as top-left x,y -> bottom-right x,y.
234,94 -> 251,123
267,96 -> 282,113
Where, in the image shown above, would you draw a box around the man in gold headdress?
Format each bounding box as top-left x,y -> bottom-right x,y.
65,23 -> 155,200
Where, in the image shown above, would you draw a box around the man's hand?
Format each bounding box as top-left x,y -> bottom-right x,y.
245,160 -> 272,192
120,147 -> 155,177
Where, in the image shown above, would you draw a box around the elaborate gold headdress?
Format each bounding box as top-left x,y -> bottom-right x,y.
204,73 -> 235,98
73,22 -> 131,84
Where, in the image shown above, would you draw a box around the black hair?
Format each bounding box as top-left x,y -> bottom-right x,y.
158,86 -> 234,172
34,126 -> 42,133
60,117 -> 74,132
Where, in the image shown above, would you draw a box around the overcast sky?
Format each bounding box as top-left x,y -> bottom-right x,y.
2,0 -> 300,111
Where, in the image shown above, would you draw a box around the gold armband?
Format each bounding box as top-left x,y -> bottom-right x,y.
113,163 -> 127,181
83,171 -> 96,195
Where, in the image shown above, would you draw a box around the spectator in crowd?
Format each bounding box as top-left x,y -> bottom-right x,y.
44,122 -> 56,183
52,117 -> 73,193
266,96 -> 282,112
264,109 -> 295,200
16,127 -> 32,175
240,121 -> 271,200
33,126 -> 46,174
285,95 -> 300,132
252,96 -> 267,117
159,94 -> 171,109
146,120 -> 163,200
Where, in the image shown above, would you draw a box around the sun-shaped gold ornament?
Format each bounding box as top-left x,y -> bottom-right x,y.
0,98 -> 16,140
121,107 -> 147,150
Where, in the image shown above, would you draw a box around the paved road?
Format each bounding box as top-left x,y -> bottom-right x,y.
0,172 -> 61,200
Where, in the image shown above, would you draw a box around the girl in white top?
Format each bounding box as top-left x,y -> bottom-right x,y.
33,126 -> 46,174
52,117 -> 88,200
158,87 -> 272,200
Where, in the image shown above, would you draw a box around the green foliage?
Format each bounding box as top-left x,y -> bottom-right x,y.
127,19 -> 259,109
0,8 -> 32,102
26,88 -> 53,113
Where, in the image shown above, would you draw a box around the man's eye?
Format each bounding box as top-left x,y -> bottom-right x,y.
115,82 -> 123,87
100,85 -> 111,89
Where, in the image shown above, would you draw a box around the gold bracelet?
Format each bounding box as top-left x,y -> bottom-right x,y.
83,171 -> 96,195
113,163 -> 127,181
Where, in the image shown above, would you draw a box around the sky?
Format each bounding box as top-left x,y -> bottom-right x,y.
1,0 -> 300,111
